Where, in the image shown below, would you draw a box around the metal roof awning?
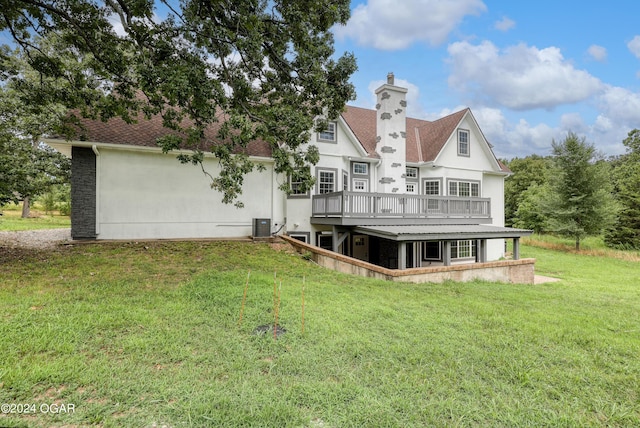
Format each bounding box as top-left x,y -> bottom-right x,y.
353,224 -> 533,241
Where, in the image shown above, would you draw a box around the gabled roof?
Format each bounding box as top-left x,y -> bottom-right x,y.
340,106 -> 509,172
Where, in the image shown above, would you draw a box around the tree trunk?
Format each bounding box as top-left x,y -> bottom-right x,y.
21,196 -> 31,218
575,236 -> 580,251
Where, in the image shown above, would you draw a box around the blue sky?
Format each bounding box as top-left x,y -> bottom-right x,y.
332,0 -> 640,159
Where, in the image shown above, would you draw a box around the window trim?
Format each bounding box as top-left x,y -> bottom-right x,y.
288,232 -> 310,243
353,178 -> 368,192
457,128 -> 470,157
447,179 -> 480,197
422,241 -> 442,261
405,166 -> 418,180
317,121 -> 337,143
287,168 -> 311,199
316,167 -> 338,194
422,179 -> 442,196
352,162 -> 368,175
451,240 -> 476,260
316,233 -> 333,250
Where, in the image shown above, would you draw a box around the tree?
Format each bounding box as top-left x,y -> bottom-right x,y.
504,155 -> 551,228
545,132 -> 617,250
1,1 -> 357,207
0,45 -> 71,216
605,129 -> 640,249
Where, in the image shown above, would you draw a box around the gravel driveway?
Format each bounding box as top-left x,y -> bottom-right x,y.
0,228 -> 72,250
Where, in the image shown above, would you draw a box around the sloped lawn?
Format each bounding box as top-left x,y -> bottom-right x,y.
0,241 -> 638,427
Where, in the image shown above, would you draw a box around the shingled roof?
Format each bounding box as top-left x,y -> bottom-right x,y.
64,104 -> 508,171
67,110 -> 273,158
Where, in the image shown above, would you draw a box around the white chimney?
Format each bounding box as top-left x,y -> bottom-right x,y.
375,73 -> 407,194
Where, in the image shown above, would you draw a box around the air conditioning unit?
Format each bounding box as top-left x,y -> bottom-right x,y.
252,218 -> 272,238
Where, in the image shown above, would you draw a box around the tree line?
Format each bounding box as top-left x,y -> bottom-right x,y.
504,130 -> 640,250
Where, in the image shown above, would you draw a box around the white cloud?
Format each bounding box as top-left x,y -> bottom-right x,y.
587,44 -> 607,62
446,40 -> 605,110
334,0 -> 487,50
494,17 -> 515,32
628,35 -> 640,59
597,85 -> 640,126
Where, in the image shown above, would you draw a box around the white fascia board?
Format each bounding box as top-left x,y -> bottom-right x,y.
337,115 -> 370,158
42,138 -> 275,163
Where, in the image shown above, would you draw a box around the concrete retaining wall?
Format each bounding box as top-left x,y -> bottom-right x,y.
281,235 -> 535,284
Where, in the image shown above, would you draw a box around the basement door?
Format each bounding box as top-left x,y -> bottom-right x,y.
352,235 -> 369,262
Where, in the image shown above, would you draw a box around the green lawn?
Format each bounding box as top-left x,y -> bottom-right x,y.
0,240 -> 638,427
0,203 -> 70,231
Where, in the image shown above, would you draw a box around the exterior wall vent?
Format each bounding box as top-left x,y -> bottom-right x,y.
252,218 -> 272,237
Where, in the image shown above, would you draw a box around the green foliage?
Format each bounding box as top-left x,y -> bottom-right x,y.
545,132 -> 617,250
36,183 -> 71,215
1,0 -> 358,206
504,155 -> 552,229
0,46 -> 72,206
605,129 -> 640,249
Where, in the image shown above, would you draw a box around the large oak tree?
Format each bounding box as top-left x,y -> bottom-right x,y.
1,0 -> 357,206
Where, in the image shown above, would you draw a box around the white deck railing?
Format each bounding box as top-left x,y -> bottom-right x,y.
312,191 -> 491,218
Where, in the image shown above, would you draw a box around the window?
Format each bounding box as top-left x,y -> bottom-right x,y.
353,179 -> 368,192
424,180 -> 440,195
406,167 -> 418,179
406,183 -> 416,193
318,170 -> 336,194
458,129 -> 470,156
451,240 -> 476,259
289,233 -> 309,243
343,172 -> 349,191
318,121 -> 337,142
317,234 -> 333,250
289,169 -> 309,196
422,242 -> 441,261
353,162 -> 368,175
448,180 -> 480,197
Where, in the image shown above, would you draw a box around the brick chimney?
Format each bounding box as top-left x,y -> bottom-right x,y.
375,73 -> 407,193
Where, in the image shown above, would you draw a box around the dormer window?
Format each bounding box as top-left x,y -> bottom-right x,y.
458,129 -> 470,156
318,121 -> 337,142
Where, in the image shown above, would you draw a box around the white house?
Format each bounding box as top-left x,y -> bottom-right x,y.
46,74 -> 531,270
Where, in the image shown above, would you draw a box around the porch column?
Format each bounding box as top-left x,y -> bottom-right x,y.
478,239 -> 487,263
397,241 -> 406,270
513,238 -> 520,260
443,241 -> 451,266
332,226 -> 350,254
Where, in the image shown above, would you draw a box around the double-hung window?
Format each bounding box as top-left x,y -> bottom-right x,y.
317,170 -> 336,194
318,121 -> 337,142
458,129 -> 470,156
423,180 -> 441,211
289,168 -> 310,197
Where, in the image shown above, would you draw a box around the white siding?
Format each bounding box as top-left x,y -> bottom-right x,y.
96,148 -> 281,239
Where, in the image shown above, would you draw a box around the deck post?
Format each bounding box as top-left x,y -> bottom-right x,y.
397,241 -> 407,270
443,241 -> 451,266
513,238 -> 520,260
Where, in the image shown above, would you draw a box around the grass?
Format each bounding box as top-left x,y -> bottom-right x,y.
522,234 -> 640,262
0,202 -> 70,231
0,240 -> 639,427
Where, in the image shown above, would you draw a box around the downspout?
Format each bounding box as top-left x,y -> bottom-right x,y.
92,145 -> 100,237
